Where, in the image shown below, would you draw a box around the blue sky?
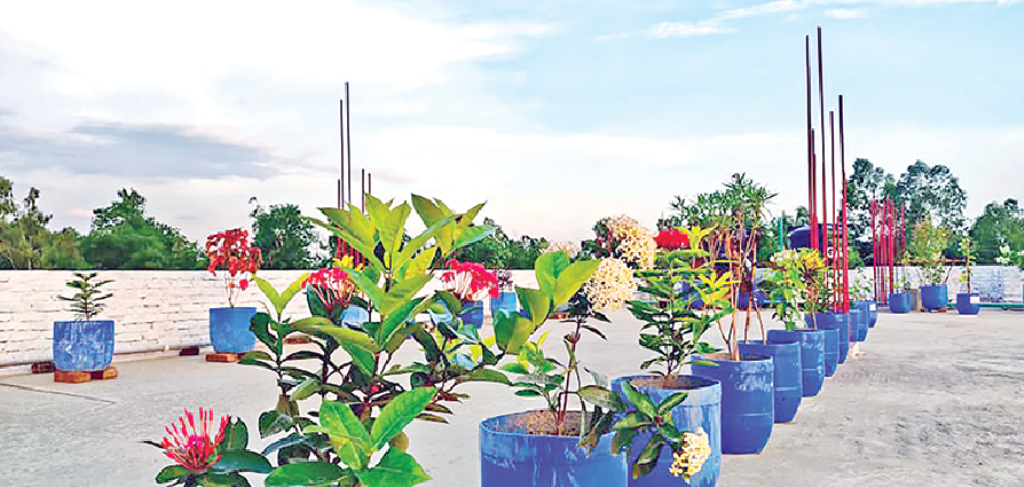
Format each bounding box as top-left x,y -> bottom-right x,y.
1,0 -> 1021,242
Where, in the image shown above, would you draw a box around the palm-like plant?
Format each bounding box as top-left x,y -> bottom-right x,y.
57,272 -> 114,321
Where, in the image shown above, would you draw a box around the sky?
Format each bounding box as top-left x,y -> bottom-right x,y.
1,0 -> 1022,243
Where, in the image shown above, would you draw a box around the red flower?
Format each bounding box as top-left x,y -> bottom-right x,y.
304,267 -> 355,313
654,229 -> 689,250
440,259 -> 500,302
160,408 -> 229,475
205,229 -> 262,307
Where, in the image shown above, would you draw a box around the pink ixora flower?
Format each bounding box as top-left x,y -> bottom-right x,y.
161,408 -> 229,475
303,267 -> 355,313
440,259 -> 500,303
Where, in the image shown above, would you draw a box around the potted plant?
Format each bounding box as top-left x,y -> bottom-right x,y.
996,244 -> 1024,305
489,268 -> 518,318
482,251 -> 624,486
205,228 -> 262,354
851,275 -> 878,329
762,249 -> 827,399
53,272 -> 115,374
889,254 -> 914,314
610,225 -> 724,485
956,236 -> 981,315
908,219 -> 952,311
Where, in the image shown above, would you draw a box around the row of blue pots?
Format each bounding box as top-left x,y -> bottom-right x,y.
480,302 -> 880,486
888,286 -> 982,315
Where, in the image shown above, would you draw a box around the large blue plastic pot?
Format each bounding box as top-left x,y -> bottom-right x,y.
53,320 -> 115,372
209,307 -> 257,353
479,411 -> 627,487
848,308 -> 866,342
806,312 -> 846,370
461,300 -> 485,328
737,341 -> 802,423
490,291 -> 518,318
611,375 -> 721,487
920,285 -> 948,311
956,293 -> 981,315
766,329 -> 826,397
691,354 -> 774,454
888,292 -> 912,314
858,300 -> 878,328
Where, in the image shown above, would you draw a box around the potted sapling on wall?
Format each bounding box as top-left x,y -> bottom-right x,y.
909,219 -> 952,311
763,249 -> 828,398
956,236 -> 981,315
205,228 -> 262,355
53,272 -> 115,377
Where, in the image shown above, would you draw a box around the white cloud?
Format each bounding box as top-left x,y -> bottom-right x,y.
648,20 -> 737,38
825,8 -> 871,18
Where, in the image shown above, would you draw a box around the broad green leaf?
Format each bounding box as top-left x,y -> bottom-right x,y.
248,313 -> 275,351
345,270 -> 388,314
290,377 -> 321,402
354,447 -> 432,487
279,273 -> 311,314
411,194 -> 444,226
612,428 -> 638,456
370,388 -> 437,451
379,296 -> 422,345
259,411 -> 295,439
198,473 -> 248,487
515,287 -> 550,328
578,385 -> 624,410
222,418 -> 248,452
534,252 -> 567,298
632,437 -> 664,480
393,216 -> 454,274
452,224 -> 495,251
307,216 -> 383,272
381,273 -> 433,316
620,381 -> 658,419
320,401 -> 371,470
290,317 -> 378,376
253,276 -> 281,313
265,462 -> 349,487
500,362 -> 529,374
465,369 -> 511,385
612,411 -> 650,430
493,312 -> 533,354
155,465 -> 188,483
210,450 -> 272,474
552,260 -> 601,307
397,247 -> 438,281
656,391 -> 690,418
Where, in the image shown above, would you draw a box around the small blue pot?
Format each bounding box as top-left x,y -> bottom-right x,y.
766,329 -> 826,397
53,320 -> 115,372
806,312 -> 846,370
341,306 -> 369,329
479,411 -> 627,487
209,307 -> 257,353
490,291 -> 518,318
858,300 -> 879,328
920,285 -> 948,311
889,292 -> 912,314
737,340 -> 802,423
461,301 -> 485,328
956,293 -> 981,315
691,354 -> 774,454
612,375 -> 721,487
849,308 -> 867,342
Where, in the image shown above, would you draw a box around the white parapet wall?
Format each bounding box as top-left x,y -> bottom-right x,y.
0,270 -> 539,369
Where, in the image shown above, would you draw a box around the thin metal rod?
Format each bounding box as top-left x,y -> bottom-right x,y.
817,26 -> 828,259
806,35 -> 817,251
368,173 -> 372,196
361,169 -> 366,211
346,82 -> 352,208
830,110 -> 838,308
839,95 -> 849,312
339,99 -> 345,208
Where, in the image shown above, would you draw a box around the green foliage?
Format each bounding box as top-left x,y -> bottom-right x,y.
250,201 -> 323,269
0,176 -> 80,269
82,189 -> 201,269
898,160 -> 967,234
761,249 -> 827,330
454,217 -> 546,269
970,198 -> 1024,264
57,272 -> 113,321
149,417 -> 271,487
908,219 -> 951,284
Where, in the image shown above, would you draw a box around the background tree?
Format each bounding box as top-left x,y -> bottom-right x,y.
249,199 -> 321,269
0,177 -> 56,269
81,189 -> 201,269
969,198 -> 1024,263
897,160 -> 967,234
454,217 -> 545,269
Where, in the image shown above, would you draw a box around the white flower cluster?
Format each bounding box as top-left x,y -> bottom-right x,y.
543,240 -> 581,259
996,245 -> 1024,270
584,258 -> 636,311
669,427 -> 712,481
602,215 -> 656,270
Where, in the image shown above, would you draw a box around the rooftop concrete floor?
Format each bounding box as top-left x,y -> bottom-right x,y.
2,308 -> 1022,486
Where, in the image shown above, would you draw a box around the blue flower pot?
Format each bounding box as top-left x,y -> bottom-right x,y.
490,292 -> 518,318
858,300 -> 878,328
612,375 -> 721,487
806,312 -> 846,369
209,307 -> 257,354
766,329 -> 826,397
53,320 -> 115,372
849,308 -> 867,342
736,289 -> 767,310
888,292 -> 912,314
691,354 -> 774,454
738,340 -> 802,423
461,301 -> 485,328
341,306 -> 370,329
479,411 -> 627,487
920,285 -> 948,311
956,293 -> 981,315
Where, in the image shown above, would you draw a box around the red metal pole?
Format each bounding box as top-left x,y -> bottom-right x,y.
806,35 -> 818,251
870,201 -> 879,302
817,26 -> 828,259
839,96 -> 849,312
830,111 -> 838,308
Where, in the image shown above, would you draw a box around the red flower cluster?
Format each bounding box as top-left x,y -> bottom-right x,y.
161,408 -> 228,475
206,229 -> 261,305
303,267 -> 355,313
654,229 -> 689,250
440,259 -> 500,303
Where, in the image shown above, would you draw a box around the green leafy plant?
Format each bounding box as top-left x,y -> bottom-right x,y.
57,272 -> 113,321
996,244 -> 1024,271
958,236 -> 977,293
851,275 -> 874,301
762,249 -> 828,330
908,219 -> 951,285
